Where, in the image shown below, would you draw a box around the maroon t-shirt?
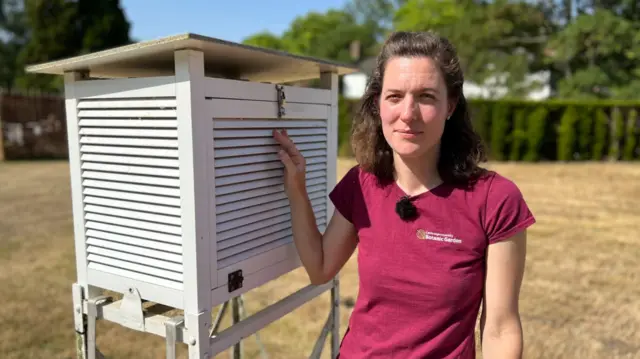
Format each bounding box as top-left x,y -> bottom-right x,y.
329,165 -> 535,359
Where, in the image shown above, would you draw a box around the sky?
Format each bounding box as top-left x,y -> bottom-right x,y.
121,0 -> 350,44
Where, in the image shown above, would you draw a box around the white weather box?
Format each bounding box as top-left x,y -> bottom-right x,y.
26,33 -> 356,358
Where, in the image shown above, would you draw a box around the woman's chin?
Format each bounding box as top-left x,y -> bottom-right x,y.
392,144 -> 427,158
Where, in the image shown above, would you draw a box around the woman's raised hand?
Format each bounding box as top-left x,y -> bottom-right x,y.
273,129 -> 307,197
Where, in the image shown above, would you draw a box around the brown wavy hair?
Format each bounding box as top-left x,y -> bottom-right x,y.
351,31 -> 488,187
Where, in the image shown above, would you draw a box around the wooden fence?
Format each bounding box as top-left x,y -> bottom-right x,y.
0,91 -> 68,161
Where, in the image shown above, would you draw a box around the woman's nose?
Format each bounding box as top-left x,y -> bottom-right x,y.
398,97 -> 417,123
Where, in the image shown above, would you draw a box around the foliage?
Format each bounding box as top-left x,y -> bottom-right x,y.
337,97 -> 640,162
0,0 -> 28,90
0,0 -> 131,93
0,0 -> 637,163
545,9 -> 640,99
243,9 -> 379,64
393,0 -> 555,98
239,0 -> 640,101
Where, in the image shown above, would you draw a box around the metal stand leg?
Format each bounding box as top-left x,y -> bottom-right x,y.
165,316 -> 185,359
210,301 -> 229,337
238,296 -> 268,359
86,296 -> 110,359
331,277 -> 340,358
231,297 -> 242,359
73,283 -> 109,359
207,295 -> 270,359
308,277 -> 341,359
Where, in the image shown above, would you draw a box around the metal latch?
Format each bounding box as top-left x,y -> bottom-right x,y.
228,269 -> 244,292
275,84 -> 286,118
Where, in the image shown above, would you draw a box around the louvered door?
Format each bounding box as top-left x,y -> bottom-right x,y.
206,81 -> 332,289
75,96 -> 185,292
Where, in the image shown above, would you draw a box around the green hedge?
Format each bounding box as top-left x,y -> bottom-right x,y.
337,97 -> 640,161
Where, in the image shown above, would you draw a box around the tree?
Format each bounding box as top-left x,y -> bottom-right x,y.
14,0 -> 132,92
0,0 -> 28,90
243,31 -> 287,51
345,0 -> 408,41
393,0 -> 555,98
281,9 -> 378,63
242,9 -> 379,64
545,8 -> 640,99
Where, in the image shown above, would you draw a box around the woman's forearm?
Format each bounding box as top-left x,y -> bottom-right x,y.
481,319 -> 523,359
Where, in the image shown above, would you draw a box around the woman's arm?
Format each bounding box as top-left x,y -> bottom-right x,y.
274,129 -> 358,284
480,229 -> 527,359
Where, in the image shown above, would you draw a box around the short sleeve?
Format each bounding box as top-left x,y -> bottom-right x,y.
483,174 -> 536,244
328,165 -> 361,224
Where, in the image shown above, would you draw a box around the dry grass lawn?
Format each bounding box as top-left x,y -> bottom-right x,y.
1,158 -> 639,359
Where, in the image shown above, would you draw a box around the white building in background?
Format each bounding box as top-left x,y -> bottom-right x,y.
341,57 -> 552,101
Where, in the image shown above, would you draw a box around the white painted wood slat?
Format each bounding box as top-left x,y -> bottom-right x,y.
78,109 -> 177,118
77,98 -> 177,109
215,163 -> 326,187
213,128 -> 327,138
77,95 -> 185,291
86,231 -> 182,255
82,179 -> 181,197
216,188 -> 325,216
80,162 -> 180,178
79,128 -> 178,137
213,119 -> 326,129
80,154 -> 179,168
214,135 -> 326,148
80,137 -> 178,148
81,171 -> 180,187
204,77 -> 331,105
85,222 -> 181,245
87,254 -> 183,281
72,76 -> 176,99
80,145 -> 179,158
207,99 -> 329,119
82,188 -> 181,207
214,150 -> 327,168
86,247 -> 183,273
85,213 -> 181,235
214,141 -> 326,158
88,263 -> 182,290
217,201 -> 325,233
83,196 -> 181,216
84,204 -> 182,226
215,170 -> 326,196
213,158 -> 325,178
86,237 -> 182,264
79,119 -> 177,128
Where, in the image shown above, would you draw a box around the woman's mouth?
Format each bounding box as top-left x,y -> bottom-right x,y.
395,129 -> 423,138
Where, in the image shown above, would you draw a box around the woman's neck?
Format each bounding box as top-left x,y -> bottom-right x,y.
393,146 -> 442,197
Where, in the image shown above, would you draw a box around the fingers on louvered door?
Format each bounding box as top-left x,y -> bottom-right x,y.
210,93 -> 331,289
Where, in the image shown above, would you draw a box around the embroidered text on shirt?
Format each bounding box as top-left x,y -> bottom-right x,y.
416,229 -> 462,244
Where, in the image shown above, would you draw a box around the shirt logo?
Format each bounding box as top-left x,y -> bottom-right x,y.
416,229 -> 462,244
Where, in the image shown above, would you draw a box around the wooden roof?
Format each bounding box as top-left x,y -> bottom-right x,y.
25,33 -> 359,83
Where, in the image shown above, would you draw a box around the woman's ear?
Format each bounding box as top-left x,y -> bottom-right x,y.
447,97 -> 458,119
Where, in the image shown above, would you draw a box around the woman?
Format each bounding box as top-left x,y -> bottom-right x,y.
273,31 -> 535,359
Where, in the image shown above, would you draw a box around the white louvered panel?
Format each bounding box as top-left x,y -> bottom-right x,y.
213,116 -> 329,270
76,97 -> 184,290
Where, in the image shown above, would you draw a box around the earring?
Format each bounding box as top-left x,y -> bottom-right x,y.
447,115 -> 451,121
